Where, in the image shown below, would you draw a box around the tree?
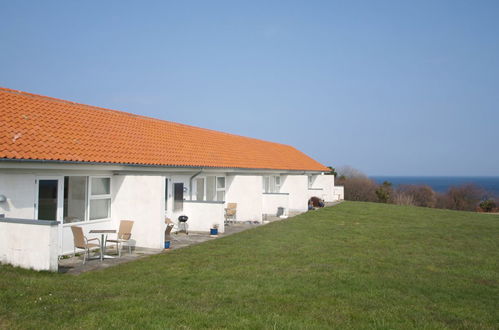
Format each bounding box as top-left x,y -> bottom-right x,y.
325,166 -> 337,177
479,199 -> 497,212
375,181 -> 392,203
396,185 -> 437,208
336,176 -> 378,202
442,184 -> 485,211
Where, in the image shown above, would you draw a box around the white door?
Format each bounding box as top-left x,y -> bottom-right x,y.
164,176 -> 172,220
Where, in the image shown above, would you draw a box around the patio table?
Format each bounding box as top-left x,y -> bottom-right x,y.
89,229 -> 117,261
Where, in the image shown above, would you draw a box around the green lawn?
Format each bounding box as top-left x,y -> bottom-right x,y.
1,202 -> 498,329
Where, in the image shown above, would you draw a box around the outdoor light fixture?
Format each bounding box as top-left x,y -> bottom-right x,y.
0,195 -> 6,202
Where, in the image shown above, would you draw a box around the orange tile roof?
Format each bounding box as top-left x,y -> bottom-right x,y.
0,87 -> 329,171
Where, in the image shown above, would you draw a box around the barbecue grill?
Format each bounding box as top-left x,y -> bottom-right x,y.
177,215 -> 189,234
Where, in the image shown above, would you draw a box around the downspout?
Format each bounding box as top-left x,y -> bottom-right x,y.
189,170 -> 203,200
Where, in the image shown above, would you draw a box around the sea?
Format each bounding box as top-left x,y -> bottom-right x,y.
371,176 -> 499,197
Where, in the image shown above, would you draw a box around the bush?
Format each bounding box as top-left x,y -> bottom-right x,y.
392,191 -> 415,206
442,184 -> 485,212
396,185 -> 437,208
479,199 -> 497,212
336,176 -> 378,202
375,181 -> 393,203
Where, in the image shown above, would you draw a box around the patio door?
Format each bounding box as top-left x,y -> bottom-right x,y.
35,176 -> 64,254
35,177 -> 63,222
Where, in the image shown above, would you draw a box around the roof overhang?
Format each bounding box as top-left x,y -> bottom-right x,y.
0,158 -> 326,175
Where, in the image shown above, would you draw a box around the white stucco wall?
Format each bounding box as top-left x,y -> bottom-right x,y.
112,175 -> 165,249
182,201 -> 225,233
313,174 -> 336,201
333,186 -> 344,200
0,219 -> 58,271
0,173 -> 36,219
280,175 -> 308,212
225,175 -> 263,222
262,193 -> 289,216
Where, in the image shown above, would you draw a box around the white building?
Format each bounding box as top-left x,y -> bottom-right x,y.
0,87 -> 343,270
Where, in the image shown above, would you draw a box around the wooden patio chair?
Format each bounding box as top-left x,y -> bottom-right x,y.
70,226 -> 100,264
105,220 -> 134,257
165,217 -> 180,241
224,203 -> 237,224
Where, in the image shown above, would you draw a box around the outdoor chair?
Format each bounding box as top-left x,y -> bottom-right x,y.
70,226 -> 100,264
105,220 -> 134,257
224,203 -> 237,224
165,218 -> 175,241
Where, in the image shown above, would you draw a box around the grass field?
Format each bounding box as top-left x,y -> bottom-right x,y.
1,202 -> 498,329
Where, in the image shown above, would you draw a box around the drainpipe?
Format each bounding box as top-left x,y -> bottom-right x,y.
189,170 -> 203,200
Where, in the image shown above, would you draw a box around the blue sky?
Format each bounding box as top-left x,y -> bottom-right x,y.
1,1 -> 498,176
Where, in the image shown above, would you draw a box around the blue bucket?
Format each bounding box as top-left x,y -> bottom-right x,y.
210,228 -> 218,235
164,241 -> 171,249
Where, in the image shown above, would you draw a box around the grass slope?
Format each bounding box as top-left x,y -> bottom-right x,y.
1,202 -> 498,329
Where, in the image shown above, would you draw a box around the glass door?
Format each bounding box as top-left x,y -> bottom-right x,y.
36,178 -> 63,222
173,182 -> 184,212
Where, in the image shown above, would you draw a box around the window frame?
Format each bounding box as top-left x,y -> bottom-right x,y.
195,175 -> 226,201
88,176 -> 112,221
263,175 -> 280,193
215,176 -> 226,202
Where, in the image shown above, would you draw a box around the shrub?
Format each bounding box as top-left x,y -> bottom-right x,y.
375,181 -> 392,203
396,185 -> 437,208
479,199 -> 497,212
392,191 -> 415,206
336,176 -> 378,202
443,184 -> 485,211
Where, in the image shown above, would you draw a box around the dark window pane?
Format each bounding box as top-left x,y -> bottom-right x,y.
38,180 -> 58,221
174,183 -> 184,211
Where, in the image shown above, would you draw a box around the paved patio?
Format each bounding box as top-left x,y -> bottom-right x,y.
58,204 -> 343,275
58,221 -> 265,275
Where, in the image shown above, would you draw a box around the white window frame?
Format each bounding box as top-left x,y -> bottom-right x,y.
88,176 -> 112,221
263,175 -> 280,193
275,176 -> 281,192
216,176 -> 226,202
196,175 -> 226,201
308,175 -> 316,189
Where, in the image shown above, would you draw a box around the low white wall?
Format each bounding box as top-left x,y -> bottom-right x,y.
333,186 -> 344,200
313,175 -> 334,201
182,201 -> 225,233
0,173 -> 36,219
262,193 -> 289,216
0,218 -> 58,272
112,175 -> 165,249
225,175 -> 263,222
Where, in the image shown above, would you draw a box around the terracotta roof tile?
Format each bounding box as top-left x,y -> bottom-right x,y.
0,87 -> 329,171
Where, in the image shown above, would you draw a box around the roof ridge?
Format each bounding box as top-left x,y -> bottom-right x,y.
0,86 -> 292,148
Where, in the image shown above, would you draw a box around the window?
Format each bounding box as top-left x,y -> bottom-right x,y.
206,176 -> 216,201
263,176 -> 281,193
216,177 -> 225,201
173,183 -> 184,211
89,177 -> 111,220
195,178 -> 204,201
308,175 -> 316,188
62,176 -> 111,223
63,176 -> 87,223
195,175 -> 226,201
275,176 -> 281,192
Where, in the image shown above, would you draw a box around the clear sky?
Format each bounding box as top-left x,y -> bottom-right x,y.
1,1 -> 498,176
